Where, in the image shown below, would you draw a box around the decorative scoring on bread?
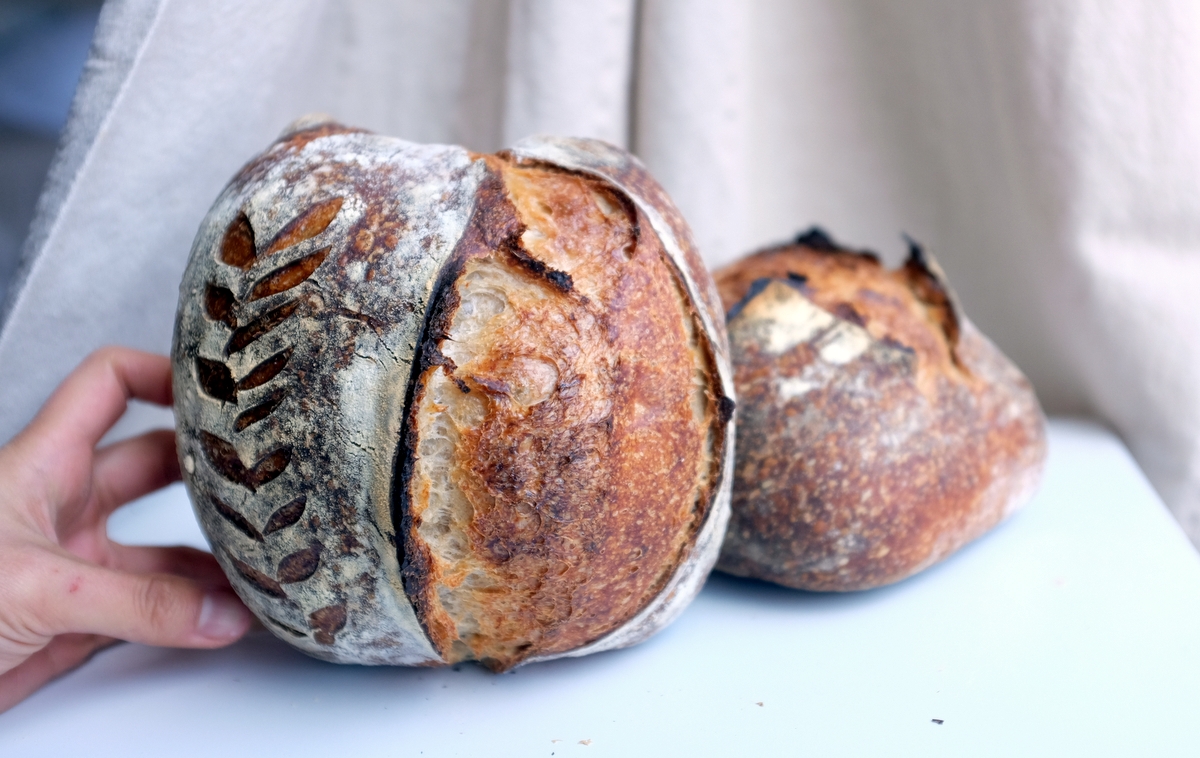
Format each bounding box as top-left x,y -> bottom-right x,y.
174,122 -> 733,668
175,124 -> 481,664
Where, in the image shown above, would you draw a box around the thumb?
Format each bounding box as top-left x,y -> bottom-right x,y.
37,554 -> 252,648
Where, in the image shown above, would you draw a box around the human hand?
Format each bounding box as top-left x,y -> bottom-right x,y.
0,347 -> 252,712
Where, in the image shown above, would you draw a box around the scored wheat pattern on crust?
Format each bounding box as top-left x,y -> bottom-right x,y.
194,198 -> 347,644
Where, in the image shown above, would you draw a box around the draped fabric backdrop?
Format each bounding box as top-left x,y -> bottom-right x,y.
2,0 -> 1198,546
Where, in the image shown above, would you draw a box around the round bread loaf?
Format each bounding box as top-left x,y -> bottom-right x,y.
172,117 -> 735,669
715,228 -> 1045,591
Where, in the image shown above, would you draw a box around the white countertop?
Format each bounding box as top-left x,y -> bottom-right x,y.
2,419 -> 1199,757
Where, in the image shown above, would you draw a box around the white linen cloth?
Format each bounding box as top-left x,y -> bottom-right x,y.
1,0 -> 1197,545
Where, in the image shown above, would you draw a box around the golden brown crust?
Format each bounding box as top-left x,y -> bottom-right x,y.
400,158 -> 721,669
716,233 -> 1046,591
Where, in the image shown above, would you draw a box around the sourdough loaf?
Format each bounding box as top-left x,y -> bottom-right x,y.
715,228 -> 1045,591
172,117 -> 734,669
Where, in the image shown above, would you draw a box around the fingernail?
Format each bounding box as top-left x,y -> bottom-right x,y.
197,592 -> 252,641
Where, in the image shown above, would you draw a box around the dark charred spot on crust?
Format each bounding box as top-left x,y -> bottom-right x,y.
220,213 -> 256,269
210,495 -> 263,542
309,604 -> 348,645
229,555 -> 287,599
902,234 -> 962,362
264,496 -> 307,535
234,388 -> 288,431
196,356 -> 237,402
263,198 -> 343,258
880,335 -> 917,358
277,542 -> 323,584
786,225 -> 880,264
265,616 -> 307,637
794,226 -> 839,250
506,240 -> 574,293
419,340 -> 469,393
237,347 -> 292,391
226,299 -> 301,355
250,247 -> 330,301
782,274 -> 813,298
545,269 -> 573,291
903,233 -> 928,268
833,302 -> 867,327
725,277 -> 775,322
718,395 -> 737,425
204,284 -> 237,329
420,337 -> 456,371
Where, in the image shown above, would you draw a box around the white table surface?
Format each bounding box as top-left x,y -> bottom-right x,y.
2,419 -> 1199,757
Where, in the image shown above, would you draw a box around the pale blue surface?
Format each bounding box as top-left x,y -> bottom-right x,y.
2,419 -> 1199,756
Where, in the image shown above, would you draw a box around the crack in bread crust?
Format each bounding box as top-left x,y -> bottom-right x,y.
400,159 -> 721,670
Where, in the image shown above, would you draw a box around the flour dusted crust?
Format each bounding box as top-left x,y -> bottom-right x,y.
172,119 -> 733,667
715,229 -> 1046,591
